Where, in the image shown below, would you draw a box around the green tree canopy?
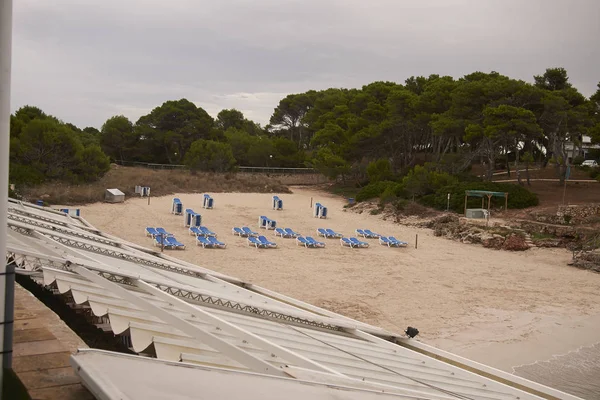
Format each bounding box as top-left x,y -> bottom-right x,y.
135,99 -> 216,163
100,115 -> 135,161
10,106 -> 110,185
184,139 -> 236,172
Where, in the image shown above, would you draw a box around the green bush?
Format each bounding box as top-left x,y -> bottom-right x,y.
356,180 -> 396,202
8,185 -> 21,200
366,158 -> 393,182
401,165 -> 458,197
572,155 -> 585,165
392,198 -> 409,211
425,181 -> 539,213
75,145 -> 111,182
9,163 -> 46,185
184,139 -> 236,172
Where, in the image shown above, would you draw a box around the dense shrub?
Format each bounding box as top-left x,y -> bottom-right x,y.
572,155 -> 585,165
75,145 -> 111,182
366,158 -> 393,182
426,181 -> 539,213
588,168 -> 600,180
8,185 -> 21,200
10,106 -> 112,186
380,182 -> 407,203
401,165 -> 458,197
184,139 -> 236,172
9,164 -> 46,185
356,180 -> 396,202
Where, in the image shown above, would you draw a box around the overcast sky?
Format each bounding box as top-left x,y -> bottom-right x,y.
11,0 -> 600,129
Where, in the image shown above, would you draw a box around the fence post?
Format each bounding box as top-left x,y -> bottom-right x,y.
415,234 -> 418,249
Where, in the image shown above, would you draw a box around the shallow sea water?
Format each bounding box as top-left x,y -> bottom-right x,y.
513,342 -> 600,399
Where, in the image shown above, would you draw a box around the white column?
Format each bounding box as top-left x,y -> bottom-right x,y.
0,0 -> 14,393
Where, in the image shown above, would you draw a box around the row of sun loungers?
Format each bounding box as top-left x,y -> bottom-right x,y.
146,226 -> 225,250
379,236 -> 408,247
341,237 -> 369,248
146,227 -> 173,238
189,226 -> 217,237
316,228 -> 343,238
151,220 -> 405,251
197,236 -> 226,248
356,229 -> 381,238
248,235 -> 277,249
232,226 -> 259,237
297,236 -> 326,248
274,227 -> 301,238
146,227 -> 185,250
154,235 -> 186,250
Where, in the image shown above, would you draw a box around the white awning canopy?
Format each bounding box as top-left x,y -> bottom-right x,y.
5,198 -> 582,400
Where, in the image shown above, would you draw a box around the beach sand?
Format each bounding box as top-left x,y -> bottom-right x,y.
78,187 -> 600,376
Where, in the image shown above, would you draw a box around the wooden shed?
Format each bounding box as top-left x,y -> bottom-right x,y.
105,188 -> 125,203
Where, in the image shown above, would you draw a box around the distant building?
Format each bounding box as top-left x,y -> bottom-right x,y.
565,135 -> 600,161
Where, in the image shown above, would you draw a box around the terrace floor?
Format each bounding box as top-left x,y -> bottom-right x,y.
11,283 -> 94,400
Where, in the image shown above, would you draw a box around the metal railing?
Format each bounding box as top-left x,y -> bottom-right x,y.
115,160 -> 187,170
237,166 -> 317,174
115,160 -> 318,175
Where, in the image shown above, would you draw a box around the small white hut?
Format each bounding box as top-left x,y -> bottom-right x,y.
105,188 -> 125,203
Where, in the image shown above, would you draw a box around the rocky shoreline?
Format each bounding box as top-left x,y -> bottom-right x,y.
347,200 -> 600,271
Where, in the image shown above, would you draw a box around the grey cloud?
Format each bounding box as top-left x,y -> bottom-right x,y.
11,0 -> 600,128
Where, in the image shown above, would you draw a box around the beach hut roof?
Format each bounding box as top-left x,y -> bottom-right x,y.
106,188 -> 125,196
4,197 -> 582,400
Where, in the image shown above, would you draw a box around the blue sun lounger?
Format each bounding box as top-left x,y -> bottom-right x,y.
389,236 -> 408,247
166,236 -> 186,250
325,228 -> 343,238
296,237 -> 309,247
208,236 -> 226,248
248,236 -> 267,248
349,237 -> 369,248
156,228 -> 173,237
232,227 -> 247,237
258,235 -> 277,248
172,198 -> 183,215
305,236 -> 326,248
196,236 -> 214,248
154,236 -> 171,249
340,237 -> 354,248
189,226 -> 202,236
317,228 -> 329,237
284,228 -> 301,238
356,229 -> 369,238
242,227 -> 259,237
274,228 -> 291,238
274,227 -> 286,237
199,226 -> 217,237
203,194 -> 214,209
146,227 -> 159,237
379,236 -> 394,247
364,229 -> 381,238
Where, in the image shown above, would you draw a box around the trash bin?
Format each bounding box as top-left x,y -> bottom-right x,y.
36,200 -> 44,206
348,198 -> 355,205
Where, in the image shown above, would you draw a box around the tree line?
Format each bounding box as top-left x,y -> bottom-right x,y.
99,100 -> 305,171
268,67 -> 600,185
8,67 -> 600,189
10,106 -> 111,185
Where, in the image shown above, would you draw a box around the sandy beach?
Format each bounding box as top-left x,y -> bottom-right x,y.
79,187 -> 600,376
